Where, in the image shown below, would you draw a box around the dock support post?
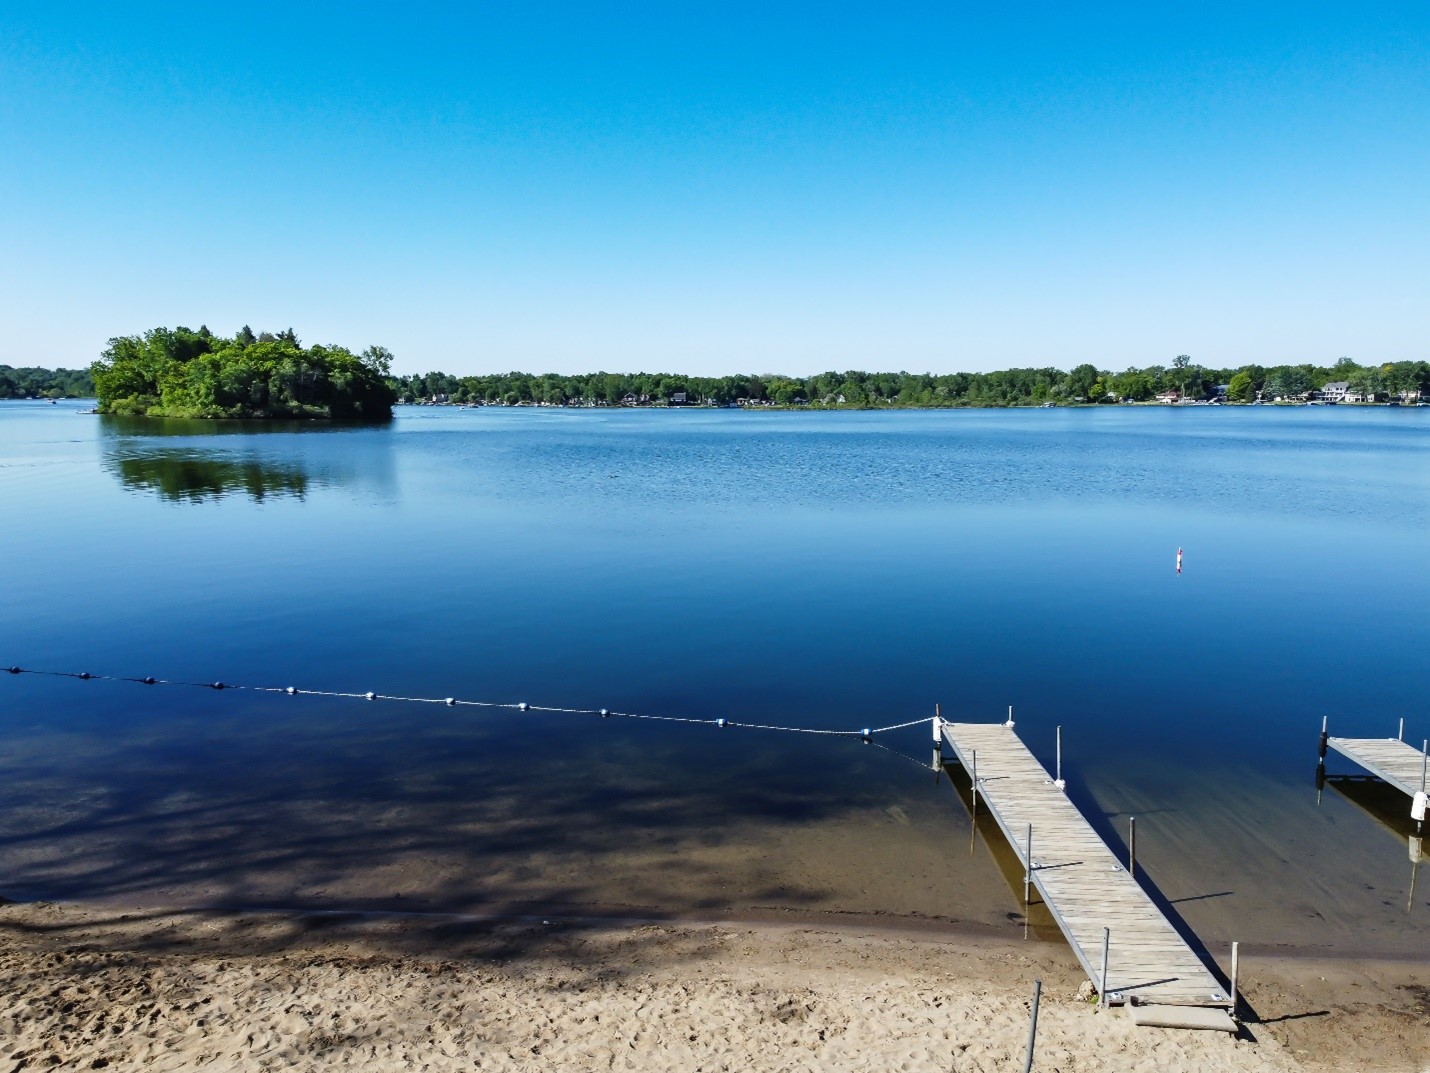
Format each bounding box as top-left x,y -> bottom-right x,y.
969,750 -> 979,855
1098,927 -> 1110,1011
1419,741 -> 1428,835
1024,823 -> 1033,905
1399,717 -> 1405,741
1021,979 -> 1042,1073
971,750 -> 978,818
1005,705 -> 1015,728
1054,725 -> 1065,790
1129,816 -> 1136,878
1230,941 -> 1240,1019
1411,837 -> 1422,912
1318,716 -> 1328,762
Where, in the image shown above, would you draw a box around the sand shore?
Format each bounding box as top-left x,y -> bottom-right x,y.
1,902 -> 1425,1072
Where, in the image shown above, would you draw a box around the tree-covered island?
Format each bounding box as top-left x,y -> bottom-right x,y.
91,326 -> 395,420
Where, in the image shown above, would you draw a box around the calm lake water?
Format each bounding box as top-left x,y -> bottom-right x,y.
1,401 -> 1427,956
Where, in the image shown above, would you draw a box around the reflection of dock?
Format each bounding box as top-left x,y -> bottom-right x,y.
942,721 -> 1235,1030
1325,735 -> 1428,803
1321,729 -> 1427,911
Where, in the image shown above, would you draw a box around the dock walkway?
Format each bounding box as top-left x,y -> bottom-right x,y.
1326,736 -> 1428,802
942,721 -> 1233,1024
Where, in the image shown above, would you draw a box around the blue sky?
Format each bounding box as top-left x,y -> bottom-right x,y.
1,3 -> 1426,375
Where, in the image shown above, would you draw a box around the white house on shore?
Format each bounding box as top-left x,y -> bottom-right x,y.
1320,381 -> 1351,403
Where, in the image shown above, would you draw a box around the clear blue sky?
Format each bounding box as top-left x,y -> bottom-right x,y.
1,3 -> 1426,376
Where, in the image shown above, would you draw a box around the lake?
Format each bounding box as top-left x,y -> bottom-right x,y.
1,401 -> 1427,956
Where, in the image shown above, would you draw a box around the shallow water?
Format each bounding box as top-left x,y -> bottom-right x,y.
1,401 -> 1427,954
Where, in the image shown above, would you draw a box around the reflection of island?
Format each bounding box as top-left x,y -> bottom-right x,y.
99,414 -> 398,504
110,451 -> 310,503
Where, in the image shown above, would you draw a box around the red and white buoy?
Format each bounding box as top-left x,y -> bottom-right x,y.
1176,547 -> 1183,575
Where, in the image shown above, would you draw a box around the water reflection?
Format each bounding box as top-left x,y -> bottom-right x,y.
110,451 -> 310,503
98,414 -> 395,503
1322,776 -> 1425,913
98,414 -> 390,437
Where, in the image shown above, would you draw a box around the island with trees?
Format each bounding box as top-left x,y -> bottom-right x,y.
89,326 -> 396,420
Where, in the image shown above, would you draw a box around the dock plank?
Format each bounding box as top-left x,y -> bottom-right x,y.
943,721 -> 1231,1016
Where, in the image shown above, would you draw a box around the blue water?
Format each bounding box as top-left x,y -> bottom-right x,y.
1,402 -> 1427,953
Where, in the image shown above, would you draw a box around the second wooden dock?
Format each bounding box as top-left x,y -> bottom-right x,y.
942,720 -> 1235,1030
1326,734 -> 1429,804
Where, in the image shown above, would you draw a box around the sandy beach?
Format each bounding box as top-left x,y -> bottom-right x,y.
1,901 -> 1424,1072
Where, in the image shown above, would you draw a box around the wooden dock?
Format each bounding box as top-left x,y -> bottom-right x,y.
942,721 -> 1235,1029
1326,735 -> 1429,802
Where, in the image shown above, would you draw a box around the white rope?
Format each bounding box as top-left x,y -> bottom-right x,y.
869,717 -> 935,733
4,665 -> 933,740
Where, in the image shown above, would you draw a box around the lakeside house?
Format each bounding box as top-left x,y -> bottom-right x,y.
1154,389 -> 1180,404
1320,381 -> 1350,403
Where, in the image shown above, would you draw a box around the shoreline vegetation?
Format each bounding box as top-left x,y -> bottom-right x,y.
395,356 -> 1428,408
5,338 -> 1429,412
87,326 -> 396,420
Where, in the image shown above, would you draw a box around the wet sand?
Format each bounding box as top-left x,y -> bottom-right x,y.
1,901 -> 1425,1072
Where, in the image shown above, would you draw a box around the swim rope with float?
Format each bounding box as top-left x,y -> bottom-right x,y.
2,664 -> 933,741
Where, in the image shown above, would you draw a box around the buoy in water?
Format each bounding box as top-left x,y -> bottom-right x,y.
1176,547 -> 1183,575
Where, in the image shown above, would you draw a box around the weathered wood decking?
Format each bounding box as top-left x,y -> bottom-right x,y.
942,721 -> 1234,1028
1327,736 -> 1429,801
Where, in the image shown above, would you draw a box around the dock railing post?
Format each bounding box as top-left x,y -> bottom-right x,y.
1129,816 -> 1136,878
1054,725 -> 1065,790
1399,717 -> 1405,741
1316,716 -> 1329,805
1024,823 -> 1033,905
1021,979 -> 1042,1073
1098,927 -> 1111,1011
1005,705 -> 1015,728
1230,941 -> 1240,1019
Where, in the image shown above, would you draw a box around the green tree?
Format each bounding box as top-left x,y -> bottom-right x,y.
1227,371 -> 1254,402
91,326 -> 395,420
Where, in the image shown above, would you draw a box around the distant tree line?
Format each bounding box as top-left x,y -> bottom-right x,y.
393,356 -> 1430,407
14,347 -> 1429,411
0,365 -> 95,399
90,326 -> 396,420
